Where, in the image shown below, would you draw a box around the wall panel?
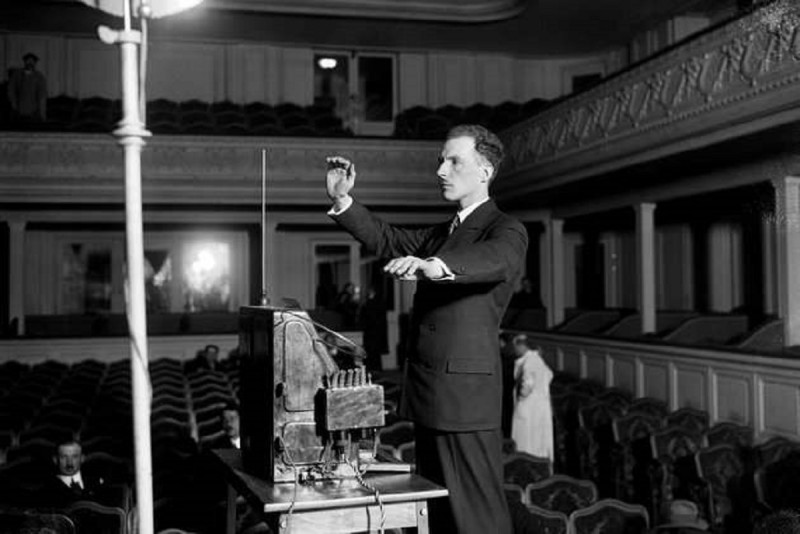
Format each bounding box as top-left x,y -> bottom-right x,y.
675,364 -> 707,410
714,371 -> 752,424
762,378 -> 800,435
641,359 -> 669,402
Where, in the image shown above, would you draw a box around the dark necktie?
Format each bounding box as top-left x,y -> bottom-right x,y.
449,215 -> 460,235
70,479 -> 82,492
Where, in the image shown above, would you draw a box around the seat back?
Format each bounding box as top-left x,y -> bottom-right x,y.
0,510 -> 76,534
569,498 -> 649,534
503,451 -> 553,487
526,474 -> 598,515
523,503 -> 569,534
65,501 -> 126,534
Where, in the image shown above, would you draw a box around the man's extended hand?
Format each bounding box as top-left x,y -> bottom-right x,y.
384,256 -> 445,281
326,156 -> 355,211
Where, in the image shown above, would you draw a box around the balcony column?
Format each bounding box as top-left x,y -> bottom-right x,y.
772,177 -> 800,345
635,203 -> 657,334
8,220 -> 26,336
542,217 -> 565,328
762,213 -> 778,315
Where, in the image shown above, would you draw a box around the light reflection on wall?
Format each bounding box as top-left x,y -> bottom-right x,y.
183,242 -> 231,312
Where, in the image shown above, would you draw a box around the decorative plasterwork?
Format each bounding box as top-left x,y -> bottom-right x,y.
204,0 -> 527,22
497,2 -> 800,199
0,133 -> 444,207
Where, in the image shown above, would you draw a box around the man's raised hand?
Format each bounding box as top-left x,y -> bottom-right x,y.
326,156 -> 355,206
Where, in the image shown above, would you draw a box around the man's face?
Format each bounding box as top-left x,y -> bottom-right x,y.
56,443 -> 82,476
221,409 -> 240,438
205,347 -> 219,363
437,136 -> 490,209
24,58 -> 36,70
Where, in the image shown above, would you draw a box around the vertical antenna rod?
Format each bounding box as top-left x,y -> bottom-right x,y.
260,148 -> 269,306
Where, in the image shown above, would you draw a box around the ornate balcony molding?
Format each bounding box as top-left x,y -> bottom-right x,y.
0,133 -> 444,208
497,3 -> 800,199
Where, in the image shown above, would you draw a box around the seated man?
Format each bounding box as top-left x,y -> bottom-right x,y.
186,343 -> 221,374
205,401 -> 240,450
37,438 -> 108,508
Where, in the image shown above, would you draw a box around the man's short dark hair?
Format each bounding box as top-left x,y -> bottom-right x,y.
755,509 -> 800,534
447,124 -> 505,179
23,52 -> 39,62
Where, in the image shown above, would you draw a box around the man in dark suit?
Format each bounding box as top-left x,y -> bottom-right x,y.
204,400 -> 241,450
326,124 -> 527,534
37,439 -> 107,508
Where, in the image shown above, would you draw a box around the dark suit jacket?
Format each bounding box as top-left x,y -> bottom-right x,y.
37,471 -> 107,508
332,199 -> 527,431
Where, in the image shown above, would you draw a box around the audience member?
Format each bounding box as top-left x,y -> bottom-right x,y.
754,509 -> 800,534
510,333 -> 554,461
7,52 -> 47,124
37,439 -> 107,508
186,343 -> 221,374
205,401 -> 241,450
509,276 -> 543,309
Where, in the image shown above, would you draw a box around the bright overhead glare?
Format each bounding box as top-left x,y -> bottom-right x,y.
318,57 -> 338,70
77,0 -> 204,18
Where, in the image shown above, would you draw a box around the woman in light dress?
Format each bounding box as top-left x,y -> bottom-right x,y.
510,334 -> 554,462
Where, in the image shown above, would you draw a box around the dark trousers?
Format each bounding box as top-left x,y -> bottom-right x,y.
415,425 -> 511,534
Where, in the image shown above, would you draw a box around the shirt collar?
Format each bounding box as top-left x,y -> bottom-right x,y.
58,473 -> 83,487
232,436 -> 241,449
456,197 -> 490,224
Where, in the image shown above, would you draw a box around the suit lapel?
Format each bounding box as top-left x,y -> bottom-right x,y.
436,200 -> 497,254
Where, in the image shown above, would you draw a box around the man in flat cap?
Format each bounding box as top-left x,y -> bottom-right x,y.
8,52 -> 48,124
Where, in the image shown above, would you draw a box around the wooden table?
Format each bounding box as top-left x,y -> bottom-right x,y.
210,449 -> 448,533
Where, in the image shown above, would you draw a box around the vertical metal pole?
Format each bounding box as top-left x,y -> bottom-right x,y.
115,2 -> 154,532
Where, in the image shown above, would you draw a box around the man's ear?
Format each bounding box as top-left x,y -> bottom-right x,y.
481,163 -> 493,182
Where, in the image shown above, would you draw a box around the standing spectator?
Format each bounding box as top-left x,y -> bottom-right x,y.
7,52 -> 47,125
510,333 -> 554,461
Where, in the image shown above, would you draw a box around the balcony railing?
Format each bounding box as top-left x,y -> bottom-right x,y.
496,2 -> 800,199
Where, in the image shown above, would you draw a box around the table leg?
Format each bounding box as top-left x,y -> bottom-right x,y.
416,500 -> 429,534
226,484 -> 237,534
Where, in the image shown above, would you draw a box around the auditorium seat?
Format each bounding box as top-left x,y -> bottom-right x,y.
627,397 -> 669,419
65,500 -> 127,534
650,425 -> 706,523
577,399 -> 627,489
0,510 -> 76,534
705,421 -> 753,449
569,498 -> 649,534
665,408 -> 709,435
694,443 -> 749,531
611,411 -> 664,503
523,504 -> 569,534
503,451 -> 553,487
526,474 -> 598,516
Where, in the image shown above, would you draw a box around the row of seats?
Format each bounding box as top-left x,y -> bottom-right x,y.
503,307 -> 785,353
0,92 -> 551,139
548,373 -> 800,533
393,98 -> 549,139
